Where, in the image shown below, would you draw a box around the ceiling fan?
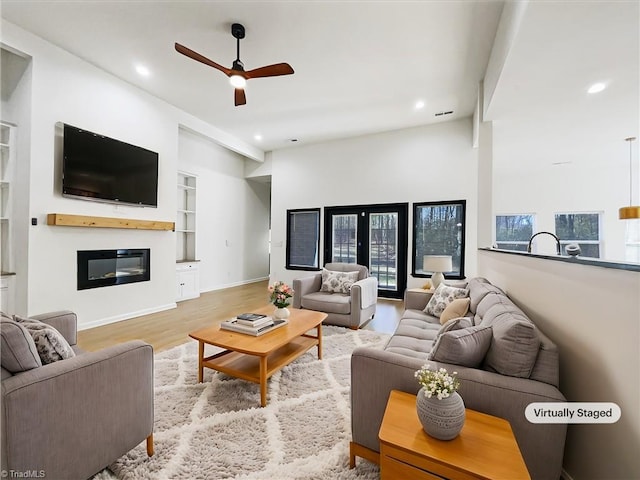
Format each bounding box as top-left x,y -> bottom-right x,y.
175,23 -> 294,106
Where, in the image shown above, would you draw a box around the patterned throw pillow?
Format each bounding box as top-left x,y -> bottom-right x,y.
320,269 -> 360,294
423,283 -> 469,318
14,315 -> 75,365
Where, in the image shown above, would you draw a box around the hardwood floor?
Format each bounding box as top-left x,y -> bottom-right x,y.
77,280 -> 404,353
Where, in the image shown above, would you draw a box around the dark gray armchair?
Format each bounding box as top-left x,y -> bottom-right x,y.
1,310 -> 154,480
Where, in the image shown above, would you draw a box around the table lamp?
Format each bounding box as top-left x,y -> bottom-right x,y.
423,255 -> 452,289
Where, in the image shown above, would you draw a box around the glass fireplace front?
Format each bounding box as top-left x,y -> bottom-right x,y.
77,249 -> 150,290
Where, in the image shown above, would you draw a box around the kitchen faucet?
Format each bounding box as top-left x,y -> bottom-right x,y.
527,231 -> 561,255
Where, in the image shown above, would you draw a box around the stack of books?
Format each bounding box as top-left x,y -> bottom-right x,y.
220,313 -> 288,336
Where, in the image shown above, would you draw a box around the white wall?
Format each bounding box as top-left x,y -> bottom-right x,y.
1,49 -> 32,315
1,20 -> 267,328
492,119 -> 634,260
477,250 -> 640,480
476,107 -> 493,248
178,128 -> 270,291
10,21 -> 179,327
269,118 -> 479,287
487,1 -> 639,262
27,50 -> 178,327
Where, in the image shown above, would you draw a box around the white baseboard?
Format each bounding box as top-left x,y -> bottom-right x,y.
77,302 -> 177,331
77,278 -> 268,330
199,276 -> 269,294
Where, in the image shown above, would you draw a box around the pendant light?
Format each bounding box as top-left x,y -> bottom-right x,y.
619,136 -> 640,220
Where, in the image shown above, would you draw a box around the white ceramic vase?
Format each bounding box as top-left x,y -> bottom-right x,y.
416,388 -> 465,440
273,306 -> 290,320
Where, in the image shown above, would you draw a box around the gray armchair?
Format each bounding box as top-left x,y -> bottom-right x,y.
1,310 -> 154,480
292,263 -> 378,329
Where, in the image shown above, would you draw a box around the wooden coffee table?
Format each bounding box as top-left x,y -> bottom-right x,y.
378,390 -> 530,479
188,306 -> 326,407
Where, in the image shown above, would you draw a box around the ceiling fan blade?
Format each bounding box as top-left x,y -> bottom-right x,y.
245,63 -> 295,79
235,88 -> 247,106
175,43 -> 232,76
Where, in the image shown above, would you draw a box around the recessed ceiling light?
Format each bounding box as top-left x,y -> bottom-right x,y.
254,134 -> 263,141
415,100 -> 425,110
135,65 -> 151,77
587,82 -> 606,94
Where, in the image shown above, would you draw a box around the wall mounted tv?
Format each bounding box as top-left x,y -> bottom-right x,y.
62,124 -> 159,207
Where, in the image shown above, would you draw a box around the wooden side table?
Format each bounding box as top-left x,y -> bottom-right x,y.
379,390 -> 530,480
404,288 -> 434,310
405,288 -> 435,297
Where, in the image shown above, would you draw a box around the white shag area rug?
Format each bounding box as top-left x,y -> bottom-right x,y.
95,326 -> 388,480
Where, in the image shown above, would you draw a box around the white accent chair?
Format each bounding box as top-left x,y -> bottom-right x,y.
292,263 -> 378,329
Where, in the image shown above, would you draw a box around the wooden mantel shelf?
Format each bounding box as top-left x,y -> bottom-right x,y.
47,213 -> 175,231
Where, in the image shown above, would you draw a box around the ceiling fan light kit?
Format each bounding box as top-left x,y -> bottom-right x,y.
229,75 -> 246,89
175,22 -> 294,106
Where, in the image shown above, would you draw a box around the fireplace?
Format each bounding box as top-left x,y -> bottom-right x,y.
77,249 -> 150,290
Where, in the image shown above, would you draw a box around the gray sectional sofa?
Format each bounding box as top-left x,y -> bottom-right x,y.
350,277 -> 567,480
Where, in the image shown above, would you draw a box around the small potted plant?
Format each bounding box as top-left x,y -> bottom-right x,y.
268,281 -> 294,319
414,363 -> 465,440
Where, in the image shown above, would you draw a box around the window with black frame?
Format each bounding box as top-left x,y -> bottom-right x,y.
286,208 -> 320,270
412,200 -> 466,279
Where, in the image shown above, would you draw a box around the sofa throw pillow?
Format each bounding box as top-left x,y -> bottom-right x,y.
320,268 -> 360,294
437,317 -> 473,337
483,312 -> 540,378
14,315 -> 75,365
428,325 -> 493,368
439,298 -> 471,324
1,319 -> 42,373
424,283 -> 469,318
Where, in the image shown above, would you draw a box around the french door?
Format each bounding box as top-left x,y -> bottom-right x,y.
324,203 -> 408,299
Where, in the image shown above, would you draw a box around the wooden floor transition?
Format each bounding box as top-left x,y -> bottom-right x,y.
77,279 -> 404,353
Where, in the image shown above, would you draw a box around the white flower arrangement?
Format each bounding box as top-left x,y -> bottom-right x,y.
414,363 -> 460,400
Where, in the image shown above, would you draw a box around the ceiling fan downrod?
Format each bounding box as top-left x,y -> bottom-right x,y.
232,23 -> 245,71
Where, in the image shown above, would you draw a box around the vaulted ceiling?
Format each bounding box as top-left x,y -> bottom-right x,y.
1,1 -> 637,158
0,1 -> 504,151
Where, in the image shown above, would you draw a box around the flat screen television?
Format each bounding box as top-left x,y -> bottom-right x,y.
62,124 -> 159,207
